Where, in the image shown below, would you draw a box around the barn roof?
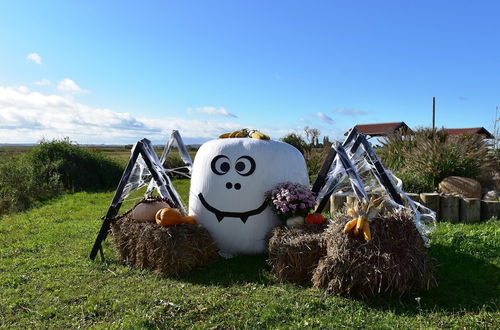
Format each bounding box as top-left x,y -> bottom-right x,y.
444,127 -> 494,139
347,122 -> 412,137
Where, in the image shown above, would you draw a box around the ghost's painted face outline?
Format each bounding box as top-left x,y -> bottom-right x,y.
198,154 -> 266,223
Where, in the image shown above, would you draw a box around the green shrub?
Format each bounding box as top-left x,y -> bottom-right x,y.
0,139 -> 123,216
164,154 -> 190,179
281,133 -> 310,154
304,147 -> 330,183
31,138 -> 122,191
0,154 -> 62,214
396,171 -> 434,194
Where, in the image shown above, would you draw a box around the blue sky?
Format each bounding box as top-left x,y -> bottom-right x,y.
0,1 -> 498,144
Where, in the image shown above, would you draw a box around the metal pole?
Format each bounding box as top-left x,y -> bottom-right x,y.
432,97 -> 436,130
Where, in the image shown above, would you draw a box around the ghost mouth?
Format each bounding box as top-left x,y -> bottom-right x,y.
198,193 -> 267,223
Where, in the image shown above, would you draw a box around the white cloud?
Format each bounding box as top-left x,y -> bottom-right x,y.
35,79 -> 51,86
317,112 -> 333,124
334,108 -> 368,116
57,78 -> 89,94
193,106 -> 237,118
26,53 -> 42,64
0,85 -> 241,144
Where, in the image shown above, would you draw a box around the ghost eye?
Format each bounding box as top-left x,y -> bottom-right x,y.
211,155 -> 231,175
235,156 -> 255,176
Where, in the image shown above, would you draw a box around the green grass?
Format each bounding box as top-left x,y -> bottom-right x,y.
0,180 -> 498,328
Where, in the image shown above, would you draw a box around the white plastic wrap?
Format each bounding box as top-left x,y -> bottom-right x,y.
118,131 -> 192,215
318,135 -> 436,246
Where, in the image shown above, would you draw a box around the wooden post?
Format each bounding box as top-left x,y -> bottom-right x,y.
440,196 -> 460,222
330,193 -> 348,214
481,200 -> 500,220
459,198 -> 481,223
420,193 -> 440,219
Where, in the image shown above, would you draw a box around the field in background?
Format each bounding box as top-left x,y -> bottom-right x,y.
0,145 -> 198,168
0,179 -> 498,328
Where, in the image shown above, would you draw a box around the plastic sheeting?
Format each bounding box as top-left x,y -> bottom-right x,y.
118,131 -> 192,214
317,133 -> 436,247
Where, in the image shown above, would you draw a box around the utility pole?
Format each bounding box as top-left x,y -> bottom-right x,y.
495,105 -> 499,149
432,97 -> 436,131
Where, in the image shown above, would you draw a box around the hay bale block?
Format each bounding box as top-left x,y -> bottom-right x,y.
312,212 -> 435,297
439,176 -> 482,199
267,224 -> 327,283
459,198 -> 481,223
111,213 -> 218,275
440,195 -> 460,222
481,200 -> 500,220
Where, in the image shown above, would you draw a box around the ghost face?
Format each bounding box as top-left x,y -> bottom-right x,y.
189,138 -> 309,255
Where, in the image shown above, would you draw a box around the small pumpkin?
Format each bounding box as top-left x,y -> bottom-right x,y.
305,213 -> 325,225
180,215 -> 197,225
155,208 -> 183,226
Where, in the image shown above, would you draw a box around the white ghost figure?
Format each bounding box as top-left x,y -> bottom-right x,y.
189,138 -> 309,256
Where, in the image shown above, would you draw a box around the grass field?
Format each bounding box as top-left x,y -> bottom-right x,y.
0,179 -> 498,328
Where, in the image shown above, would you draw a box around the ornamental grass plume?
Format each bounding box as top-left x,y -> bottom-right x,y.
265,182 -> 316,221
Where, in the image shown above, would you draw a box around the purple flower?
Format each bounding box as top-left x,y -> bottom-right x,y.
265,181 -> 317,220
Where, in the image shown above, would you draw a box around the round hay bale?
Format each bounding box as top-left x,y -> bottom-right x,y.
312,211 -> 435,297
267,224 -> 327,283
110,212 -> 218,275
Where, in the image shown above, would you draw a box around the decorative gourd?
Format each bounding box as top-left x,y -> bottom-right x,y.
305,213 -> 325,225
155,208 -> 197,226
155,208 -> 183,226
181,216 -> 197,225
189,138 -> 309,255
132,200 -> 171,222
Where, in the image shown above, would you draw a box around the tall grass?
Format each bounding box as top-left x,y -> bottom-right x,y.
379,128 -> 497,192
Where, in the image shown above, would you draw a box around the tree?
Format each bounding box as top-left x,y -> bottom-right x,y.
304,126 -> 321,147
281,133 -> 309,154
322,136 -> 331,148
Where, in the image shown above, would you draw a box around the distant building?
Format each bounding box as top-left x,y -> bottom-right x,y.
444,127 -> 494,139
345,122 -> 412,137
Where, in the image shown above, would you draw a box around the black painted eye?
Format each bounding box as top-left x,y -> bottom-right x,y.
235,156 -> 255,176
211,155 -> 231,175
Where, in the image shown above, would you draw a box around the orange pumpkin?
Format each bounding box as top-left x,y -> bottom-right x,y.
305,213 -> 325,225
155,208 -> 183,226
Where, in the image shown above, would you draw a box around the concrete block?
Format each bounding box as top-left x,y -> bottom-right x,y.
420,193 -> 440,217
481,200 -> 500,220
440,195 -> 460,222
459,198 -> 481,223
